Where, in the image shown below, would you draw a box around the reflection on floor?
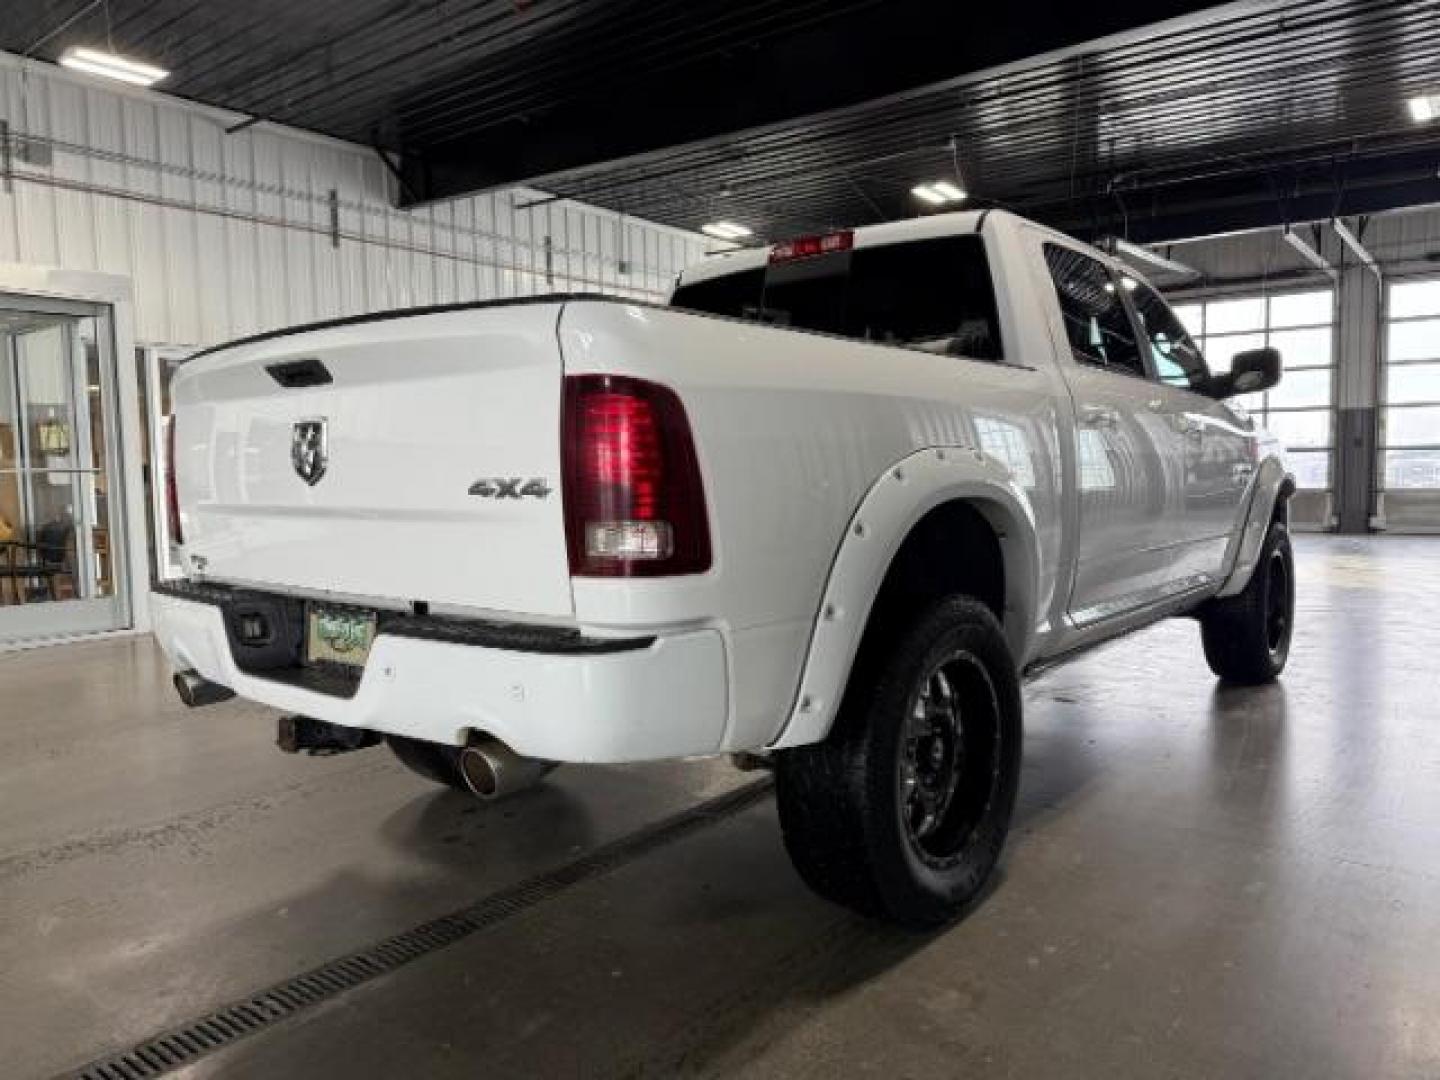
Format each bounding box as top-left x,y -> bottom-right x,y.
4,536 -> 1439,1079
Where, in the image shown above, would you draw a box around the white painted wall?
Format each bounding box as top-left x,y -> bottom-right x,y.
0,50 -> 711,644
0,51 -> 709,349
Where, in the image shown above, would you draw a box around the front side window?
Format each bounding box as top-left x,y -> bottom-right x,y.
1042,244 -> 1145,378
670,235 -> 1003,361
1131,282 -> 1210,392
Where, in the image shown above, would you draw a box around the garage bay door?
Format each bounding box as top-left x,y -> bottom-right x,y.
1172,289 -> 1336,528
1381,279 -> 1440,530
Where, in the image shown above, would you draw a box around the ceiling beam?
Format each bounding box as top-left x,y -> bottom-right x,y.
398,0 -> 1225,206
1055,144 -> 1440,246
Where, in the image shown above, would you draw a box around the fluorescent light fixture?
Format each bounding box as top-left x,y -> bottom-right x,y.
1409,94 -> 1439,123
1282,226 -> 1337,281
701,221 -> 752,241
1332,218 -> 1381,282
1112,237 -> 1198,279
911,181 -> 966,206
59,46 -> 168,88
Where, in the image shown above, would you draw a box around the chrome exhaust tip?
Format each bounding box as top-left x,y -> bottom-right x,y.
458,737 -> 555,801
173,670 -> 236,708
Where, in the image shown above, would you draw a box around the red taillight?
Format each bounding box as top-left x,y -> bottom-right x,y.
769,230 -> 853,264
164,416 -> 183,546
562,375 -> 711,577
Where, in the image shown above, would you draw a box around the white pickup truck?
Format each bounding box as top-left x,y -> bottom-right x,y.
152,209 -> 1294,926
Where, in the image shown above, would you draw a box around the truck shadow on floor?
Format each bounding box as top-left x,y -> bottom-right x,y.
380,779 -> 601,874
130,715 -> 1105,1078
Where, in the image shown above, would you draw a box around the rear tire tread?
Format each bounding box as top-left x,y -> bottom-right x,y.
776,596 -> 1022,928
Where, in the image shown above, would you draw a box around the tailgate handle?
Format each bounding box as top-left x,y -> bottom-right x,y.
266,358 -> 333,388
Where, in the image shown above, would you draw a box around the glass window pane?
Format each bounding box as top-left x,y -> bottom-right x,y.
1390,280 -> 1440,320
846,238 -> 1003,357
1388,319 -> 1440,363
1387,363 -> 1440,406
1384,449 -> 1440,490
671,236 -> 1003,359
1269,290 -> 1332,328
1269,327 -> 1332,369
1263,409 -> 1331,449
1173,303 -> 1203,337
1202,332 -> 1266,374
1132,284 -> 1209,390
1286,449 -> 1331,490
1386,406 -> 1440,448
1042,245 -> 1146,377
1268,367 -> 1332,410
1205,297 -> 1267,334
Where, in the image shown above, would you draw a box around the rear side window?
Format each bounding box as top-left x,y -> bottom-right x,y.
1043,244 -> 1146,378
669,266 -> 766,323
670,236 -> 1003,361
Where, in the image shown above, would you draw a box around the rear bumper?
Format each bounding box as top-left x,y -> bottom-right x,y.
149,586 -> 729,763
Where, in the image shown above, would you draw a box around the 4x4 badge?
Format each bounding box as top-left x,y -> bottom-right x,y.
468,477 -> 551,499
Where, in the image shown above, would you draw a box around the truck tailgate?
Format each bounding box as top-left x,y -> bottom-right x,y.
171,303 -> 573,617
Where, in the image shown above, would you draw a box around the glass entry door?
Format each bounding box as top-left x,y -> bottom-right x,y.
0,296 -> 129,644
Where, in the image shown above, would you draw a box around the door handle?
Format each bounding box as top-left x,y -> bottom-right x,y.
1080,406 -> 1119,430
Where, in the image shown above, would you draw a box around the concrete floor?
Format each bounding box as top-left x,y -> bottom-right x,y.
4,535 -> 1440,1079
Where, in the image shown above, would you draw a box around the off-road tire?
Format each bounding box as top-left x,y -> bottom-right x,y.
1200,523 -> 1295,685
775,596 -> 1023,928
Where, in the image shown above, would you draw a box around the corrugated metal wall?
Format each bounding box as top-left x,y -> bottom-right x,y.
0,52 -> 710,348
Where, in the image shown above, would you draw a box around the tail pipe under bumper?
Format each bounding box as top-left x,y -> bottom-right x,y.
173,670 -> 236,708
458,737 -> 557,801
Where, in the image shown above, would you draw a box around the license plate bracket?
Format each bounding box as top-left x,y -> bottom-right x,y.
305,606 -> 378,669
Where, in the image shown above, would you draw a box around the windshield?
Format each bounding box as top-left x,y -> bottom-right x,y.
671,235 -> 1003,361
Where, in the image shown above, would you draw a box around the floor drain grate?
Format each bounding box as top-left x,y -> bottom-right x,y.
60,778 -> 774,1080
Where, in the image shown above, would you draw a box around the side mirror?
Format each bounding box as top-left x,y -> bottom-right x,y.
1212,346 -> 1281,399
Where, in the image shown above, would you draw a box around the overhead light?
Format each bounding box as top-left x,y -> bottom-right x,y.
911,182 -> 966,206
1332,218 -> 1381,282
1282,226 -> 1337,281
1110,237 -> 1198,279
59,46 -> 169,88
1409,94 -> 1439,123
701,221 -> 752,241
